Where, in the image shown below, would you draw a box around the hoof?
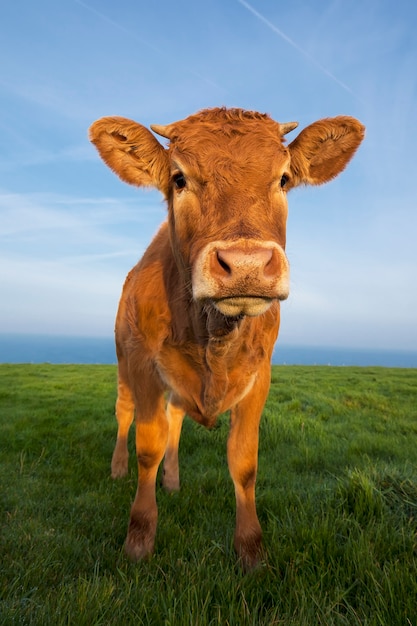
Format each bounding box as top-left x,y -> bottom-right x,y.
125,512 -> 156,562
162,473 -> 180,493
235,531 -> 263,572
111,455 -> 128,479
125,537 -> 154,562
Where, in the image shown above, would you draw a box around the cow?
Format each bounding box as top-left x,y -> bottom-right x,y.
89,107 -> 364,569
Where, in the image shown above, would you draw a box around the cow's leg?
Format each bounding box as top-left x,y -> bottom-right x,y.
162,399 -> 185,492
111,362 -> 135,478
125,378 -> 168,561
227,366 -> 271,570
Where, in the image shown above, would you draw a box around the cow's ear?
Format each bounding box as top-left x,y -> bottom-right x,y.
287,116 -> 365,188
89,117 -> 170,196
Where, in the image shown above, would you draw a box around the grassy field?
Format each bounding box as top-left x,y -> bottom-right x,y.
1,363 -> 417,625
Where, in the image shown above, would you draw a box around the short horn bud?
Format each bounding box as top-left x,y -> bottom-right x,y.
279,121 -> 298,136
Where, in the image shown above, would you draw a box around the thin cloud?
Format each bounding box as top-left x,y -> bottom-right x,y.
73,0 -> 162,55
74,0 -> 225,92
0,145 -> 95,171
0,191 -> 160,234
59,250 -> 140,265
237,0 -> 357,97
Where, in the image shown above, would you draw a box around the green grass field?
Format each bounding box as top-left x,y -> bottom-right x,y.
1,363 -> 417,625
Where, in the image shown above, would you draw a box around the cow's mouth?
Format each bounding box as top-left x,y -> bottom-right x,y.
213,296 -> 273,317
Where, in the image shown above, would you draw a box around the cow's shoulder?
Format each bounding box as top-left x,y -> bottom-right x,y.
116,222 -> 173,356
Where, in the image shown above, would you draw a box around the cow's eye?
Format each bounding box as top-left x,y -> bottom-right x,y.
173,172 -> 187,190
280,174 -> 289,189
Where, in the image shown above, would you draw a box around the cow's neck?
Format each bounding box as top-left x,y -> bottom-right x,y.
164,250 -> 260,420
205,306 -> 244,338
200,309 -> 245,420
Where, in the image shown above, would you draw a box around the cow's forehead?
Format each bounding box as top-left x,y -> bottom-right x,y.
166,108 -> 284,145
165,109 -> 288,177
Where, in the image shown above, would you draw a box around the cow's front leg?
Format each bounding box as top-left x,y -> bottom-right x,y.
162,399 -> 185,492
227,367 -> 271,570
125,390 -> 168,562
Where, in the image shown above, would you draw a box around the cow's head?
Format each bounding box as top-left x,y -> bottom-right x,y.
90,108 -> 364,317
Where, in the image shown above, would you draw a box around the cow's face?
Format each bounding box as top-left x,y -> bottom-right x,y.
160,112 -> 293,316
90,108 -> 364,317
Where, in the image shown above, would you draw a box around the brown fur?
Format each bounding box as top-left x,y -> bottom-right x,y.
89,107 -> 364,569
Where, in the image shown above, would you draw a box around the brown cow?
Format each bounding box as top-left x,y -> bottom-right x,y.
89,107 -> 364,569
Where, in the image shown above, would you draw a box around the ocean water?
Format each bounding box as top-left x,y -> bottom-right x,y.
1,334 -> 417,368
0,334 -> 117,365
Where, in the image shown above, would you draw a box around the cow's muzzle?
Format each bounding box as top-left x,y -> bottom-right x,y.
193,240 -> 290,317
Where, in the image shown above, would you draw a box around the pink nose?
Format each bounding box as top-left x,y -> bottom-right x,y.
212,246 -> 278,282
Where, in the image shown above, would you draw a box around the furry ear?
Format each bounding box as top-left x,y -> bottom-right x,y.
89,116 -> 170,195
287,116 -> 365,188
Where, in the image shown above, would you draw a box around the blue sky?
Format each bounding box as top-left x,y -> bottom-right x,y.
1,0 -> 416,350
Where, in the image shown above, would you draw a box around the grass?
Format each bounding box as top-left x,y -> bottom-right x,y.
1,363 -> 417,625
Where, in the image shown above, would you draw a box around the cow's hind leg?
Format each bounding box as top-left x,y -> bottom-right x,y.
125,379 -> 168,561
162,399 -> 185,492
111,363 -> 135,478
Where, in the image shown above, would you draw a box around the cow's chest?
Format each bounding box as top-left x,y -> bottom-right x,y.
156,339 -> 262,427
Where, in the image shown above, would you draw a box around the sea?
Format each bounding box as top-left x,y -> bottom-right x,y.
1,334 -> 417,368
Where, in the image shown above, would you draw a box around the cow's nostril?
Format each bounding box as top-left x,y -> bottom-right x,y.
216,251 -> 232,274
